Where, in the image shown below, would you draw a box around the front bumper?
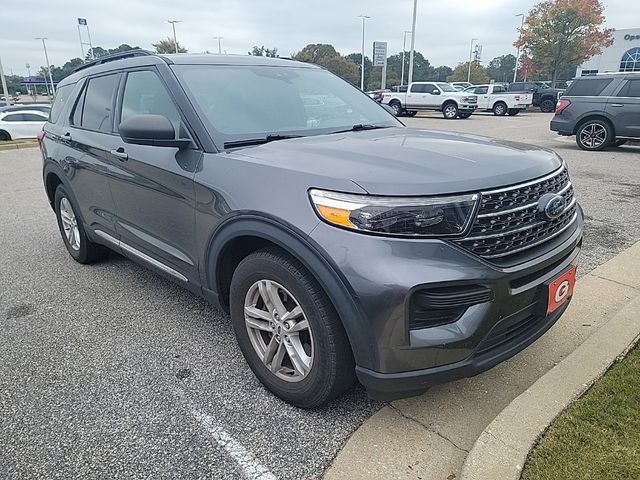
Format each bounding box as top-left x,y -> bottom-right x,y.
459,104 -> 477,111
310,205 -> 583,400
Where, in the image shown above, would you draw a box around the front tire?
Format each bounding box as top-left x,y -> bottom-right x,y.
229,248 -> 355,408
54,185 -> 109,264
575,120 -> 613,151
442,102 -> 458,119
540,99 -> 556,113
457,111 -> 472,119
493,102 -> 507,116
507,109 -> 520,116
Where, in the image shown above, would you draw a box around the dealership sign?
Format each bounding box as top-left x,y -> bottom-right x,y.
372,41 -> 388,67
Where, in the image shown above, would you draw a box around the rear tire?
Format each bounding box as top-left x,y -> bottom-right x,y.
493,102 -> 507,116
389,101 -> 403,117
442,102 -> 458,119
575,119 -> 612,151
507,109 -> 520,116
540,99 -> 556,113
229,248 -> 356,408
0,130 -> 11,141
54,185 -> 110,264
406,110 -> 417,117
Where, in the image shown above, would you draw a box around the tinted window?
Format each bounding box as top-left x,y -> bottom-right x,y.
49,84 -> 73,124
22,113 -> 47,122
120,71 -> 180,130
475,86 -> 489,94
410,84 -> 426,93
1,113 -> 22,122
80,74 -> 118,132
617,79 -> 640,98
493,85 -> 506,93
565,78 -> 613,96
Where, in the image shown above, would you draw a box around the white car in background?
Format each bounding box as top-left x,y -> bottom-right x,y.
0,110 -> 48,141
464,84 -> 533,116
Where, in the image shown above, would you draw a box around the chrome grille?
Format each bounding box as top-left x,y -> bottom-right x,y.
454,166 -> 577,259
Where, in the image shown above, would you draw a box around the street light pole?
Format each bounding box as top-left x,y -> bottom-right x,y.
35,37 -> 55,95
0,57 -> 11,107
407,0 -> 418,85
401,30 -> 411,86
168,20 -> 181,53
213,36 -> 223,54
357,15 -> 370,90
467,38 -> 477,83
513,14 -> 525,82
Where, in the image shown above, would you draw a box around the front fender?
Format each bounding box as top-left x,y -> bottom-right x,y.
203,213 -> 377,369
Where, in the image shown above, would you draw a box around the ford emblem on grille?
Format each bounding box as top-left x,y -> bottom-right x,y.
538,193 -> 566,220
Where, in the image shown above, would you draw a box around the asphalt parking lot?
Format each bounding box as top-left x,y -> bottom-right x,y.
1,111 -> 639,480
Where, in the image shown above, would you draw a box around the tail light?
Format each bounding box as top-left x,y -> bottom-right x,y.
555,99 -> 571,114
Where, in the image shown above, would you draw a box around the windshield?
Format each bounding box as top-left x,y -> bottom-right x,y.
172,65 -> 400,146
437,83 -> 458,92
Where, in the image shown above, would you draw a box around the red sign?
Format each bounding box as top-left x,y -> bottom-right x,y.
547,266 -> 576,315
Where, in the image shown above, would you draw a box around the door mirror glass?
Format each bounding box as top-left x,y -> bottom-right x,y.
119,114 -> 190,148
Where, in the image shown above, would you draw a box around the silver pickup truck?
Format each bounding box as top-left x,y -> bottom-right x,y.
381,82 -> 478,119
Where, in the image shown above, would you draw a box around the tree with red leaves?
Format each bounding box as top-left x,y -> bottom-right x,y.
515,0 -> 613,84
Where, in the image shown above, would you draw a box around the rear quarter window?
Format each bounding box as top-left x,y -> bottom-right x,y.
564,78 -> 613,96
49,84 -> 74,124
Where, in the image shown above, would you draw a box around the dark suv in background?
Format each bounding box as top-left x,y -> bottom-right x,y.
508,81 -> 563,112
41,50 -> 583,408
551,73 -> 640,150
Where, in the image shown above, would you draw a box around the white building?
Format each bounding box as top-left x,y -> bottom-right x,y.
576,28 -> 640,76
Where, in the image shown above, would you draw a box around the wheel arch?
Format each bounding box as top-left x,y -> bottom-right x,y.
573,114 -> 616,136
0,129 -> 11,141
204,214 -> 376,369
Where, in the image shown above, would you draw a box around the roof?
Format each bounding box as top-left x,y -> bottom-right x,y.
60,50 -> 318,86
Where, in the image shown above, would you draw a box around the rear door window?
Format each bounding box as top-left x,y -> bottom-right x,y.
77,74 -> 119,132
565,78 -> 613,96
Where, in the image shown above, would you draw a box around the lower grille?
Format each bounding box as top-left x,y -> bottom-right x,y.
454,166 -> 578,259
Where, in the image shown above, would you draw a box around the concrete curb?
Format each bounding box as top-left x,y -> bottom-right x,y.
0,141 -> 38,151
460,243 -> 640,480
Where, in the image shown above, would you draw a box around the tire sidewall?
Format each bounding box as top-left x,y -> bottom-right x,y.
390,102 -> 402,116
540,99 -> 555,112
0,130 -> 11,141
54,185 -> 91,263
229,253 -> 344,406
443,102 -> 458,119
576,120 -> 612,151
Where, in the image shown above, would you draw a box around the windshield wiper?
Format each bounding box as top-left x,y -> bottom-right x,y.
224,134 -> 302,149
333,124 -> 390,134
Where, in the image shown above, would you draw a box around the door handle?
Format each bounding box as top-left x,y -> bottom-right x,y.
62,132 -> 72,141
110,148 -> 129,161
610,103 -> 624,107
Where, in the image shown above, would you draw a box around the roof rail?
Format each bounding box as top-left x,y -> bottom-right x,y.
72,49 -> 155,73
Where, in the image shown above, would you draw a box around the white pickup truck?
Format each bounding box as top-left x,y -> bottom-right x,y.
463,84 -> 532,116
381,82 -> 478,119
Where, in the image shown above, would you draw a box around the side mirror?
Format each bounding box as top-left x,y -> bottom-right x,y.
119,114 -> 190,149
432,89 -> 440,95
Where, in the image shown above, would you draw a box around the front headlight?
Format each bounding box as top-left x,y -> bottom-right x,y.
462,96 -> 476,102
309,189 -> 478,237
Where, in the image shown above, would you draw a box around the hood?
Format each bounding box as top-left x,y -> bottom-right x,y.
232,127 -> 562,196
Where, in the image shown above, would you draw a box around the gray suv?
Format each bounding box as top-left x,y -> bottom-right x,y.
551,73 -> 640,150
41,51 -> 583,408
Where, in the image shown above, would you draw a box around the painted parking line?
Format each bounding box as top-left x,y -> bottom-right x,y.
190,408 -> 278,480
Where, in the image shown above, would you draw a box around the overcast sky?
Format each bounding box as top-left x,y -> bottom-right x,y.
0,0 -> 634,77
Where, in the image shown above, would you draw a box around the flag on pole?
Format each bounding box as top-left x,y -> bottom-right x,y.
78,18 -> 87,25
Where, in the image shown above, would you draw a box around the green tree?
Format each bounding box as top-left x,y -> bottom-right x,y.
515,0 -> 613,84
249,45 -> 278,57
433,65 -> 453,82
86,44 -> 139,61
294,44 -> 360,86
486,54 -> 517,82
447,62 -> 490,84
345,53 -> 372,88
5,75 -> 24,94
153,38 -> 187,54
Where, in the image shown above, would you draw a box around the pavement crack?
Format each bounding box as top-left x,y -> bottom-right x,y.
387,403 -> 469,453
589,273 -> 640,292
